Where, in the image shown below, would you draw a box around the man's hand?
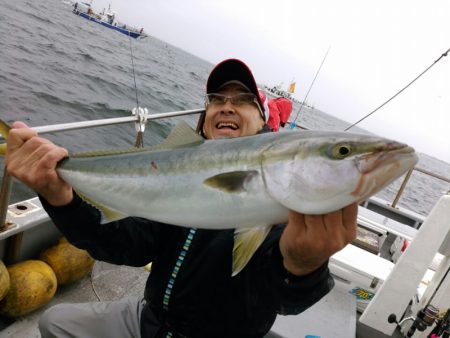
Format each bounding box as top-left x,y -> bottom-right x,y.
279,203 -> 358,276
5,121 -> 73,206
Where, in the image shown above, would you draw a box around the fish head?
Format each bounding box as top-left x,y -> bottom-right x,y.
261,131 -> 418,214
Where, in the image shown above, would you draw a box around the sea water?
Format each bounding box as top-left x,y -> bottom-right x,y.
1,0 -> 449,215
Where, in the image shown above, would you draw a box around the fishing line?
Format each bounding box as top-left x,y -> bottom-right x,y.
128,34 -> 145,147
425,264 -> 450,309
345,47 -> 450,131
290,46 -> 331,129
128,35 -> 140,108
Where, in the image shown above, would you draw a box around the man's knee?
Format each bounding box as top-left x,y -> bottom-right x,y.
38,304 -> 70,337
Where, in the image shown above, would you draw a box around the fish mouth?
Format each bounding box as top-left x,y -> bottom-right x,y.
352,144 -> 418,199
357,143 -> 416,174
216,121 -> 239,130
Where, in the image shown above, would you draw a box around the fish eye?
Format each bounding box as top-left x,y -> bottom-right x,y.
331,144 -> 352,159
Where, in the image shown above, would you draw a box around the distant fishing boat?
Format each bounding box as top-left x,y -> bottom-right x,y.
72,1 -> 148,39
263,81 -> 300,103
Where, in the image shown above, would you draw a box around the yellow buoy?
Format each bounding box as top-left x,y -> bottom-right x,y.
40,237 -> 95,285
0,260 -> 57,317
0,260 -> 10,302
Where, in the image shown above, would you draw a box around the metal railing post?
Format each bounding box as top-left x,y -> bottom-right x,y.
0,168 -> 12,231
391,168 -> 414,208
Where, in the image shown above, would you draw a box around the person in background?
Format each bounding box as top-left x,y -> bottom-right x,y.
258,88 -> 281,132
258,89 -> 293,132
267,99 -> 281,132
5,58 -> 357,338
275,97 -> 293,128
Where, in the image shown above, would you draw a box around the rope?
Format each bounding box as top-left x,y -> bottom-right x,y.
345,47 -> 450,131
134,131 -> 144,148
132,107 -> 148,148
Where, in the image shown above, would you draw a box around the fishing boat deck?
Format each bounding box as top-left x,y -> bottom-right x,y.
0,201 -> 447,338
1,263 -> 359,338
0,197 -> 415,338
0,262 -> 149,338
0,194 -> 426,338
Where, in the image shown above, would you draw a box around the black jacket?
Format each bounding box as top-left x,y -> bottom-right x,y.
41,194 -> 334,338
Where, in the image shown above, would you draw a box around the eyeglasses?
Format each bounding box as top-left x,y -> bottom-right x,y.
205,93 -> 265,120
205,93 -> 259,106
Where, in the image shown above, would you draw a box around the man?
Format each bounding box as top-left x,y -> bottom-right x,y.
5,59 -> 357,338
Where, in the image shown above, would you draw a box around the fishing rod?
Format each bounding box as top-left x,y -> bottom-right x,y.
12,108 -> 205,136
289,46 -> 331,129
345,46 -> 450,131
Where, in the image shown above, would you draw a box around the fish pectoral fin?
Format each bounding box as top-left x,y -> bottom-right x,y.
0,120 -> 11,156
232,225 -> 272,276
156,121 -> 204,150
76,190 -> 128,224
144,262 -> 152,272
204,170 -> 259,193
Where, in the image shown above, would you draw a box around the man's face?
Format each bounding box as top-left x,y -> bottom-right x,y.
202,84 -> 265,139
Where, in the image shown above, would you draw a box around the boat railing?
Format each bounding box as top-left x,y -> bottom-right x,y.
392,167 -> 450,210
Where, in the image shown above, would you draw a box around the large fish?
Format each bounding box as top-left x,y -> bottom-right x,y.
0,121 -> 418,274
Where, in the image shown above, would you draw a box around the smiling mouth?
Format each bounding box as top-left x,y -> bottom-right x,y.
216,122 -> 239,130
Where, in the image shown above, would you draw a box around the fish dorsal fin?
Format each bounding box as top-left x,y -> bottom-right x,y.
156,121 -> 204,149
204,171 -> 259,193
72,121 -> 204,158
232,225 -> 272,276
76,190 -> 128,224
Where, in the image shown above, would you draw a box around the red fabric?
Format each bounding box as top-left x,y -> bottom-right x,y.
275,98 -> 293,124
401,239 -> 409,252
267,100 -> 280,132
258,89 -> 267,104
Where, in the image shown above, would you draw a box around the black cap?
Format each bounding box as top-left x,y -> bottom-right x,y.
206,58 -> 265,116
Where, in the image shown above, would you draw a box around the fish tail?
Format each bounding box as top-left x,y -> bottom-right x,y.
0,120 -> 11,156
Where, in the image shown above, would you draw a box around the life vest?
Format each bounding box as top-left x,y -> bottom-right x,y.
274,98 -> 293,125
267,100 -> 281,132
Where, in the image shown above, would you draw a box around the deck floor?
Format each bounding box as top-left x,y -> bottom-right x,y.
1,261 -> 358,338
0,261 -> 359,338
0,262 -> 149,338
1,221 -> 392,338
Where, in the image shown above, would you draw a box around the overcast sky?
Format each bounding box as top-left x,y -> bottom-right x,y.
89,0 -> 450,163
